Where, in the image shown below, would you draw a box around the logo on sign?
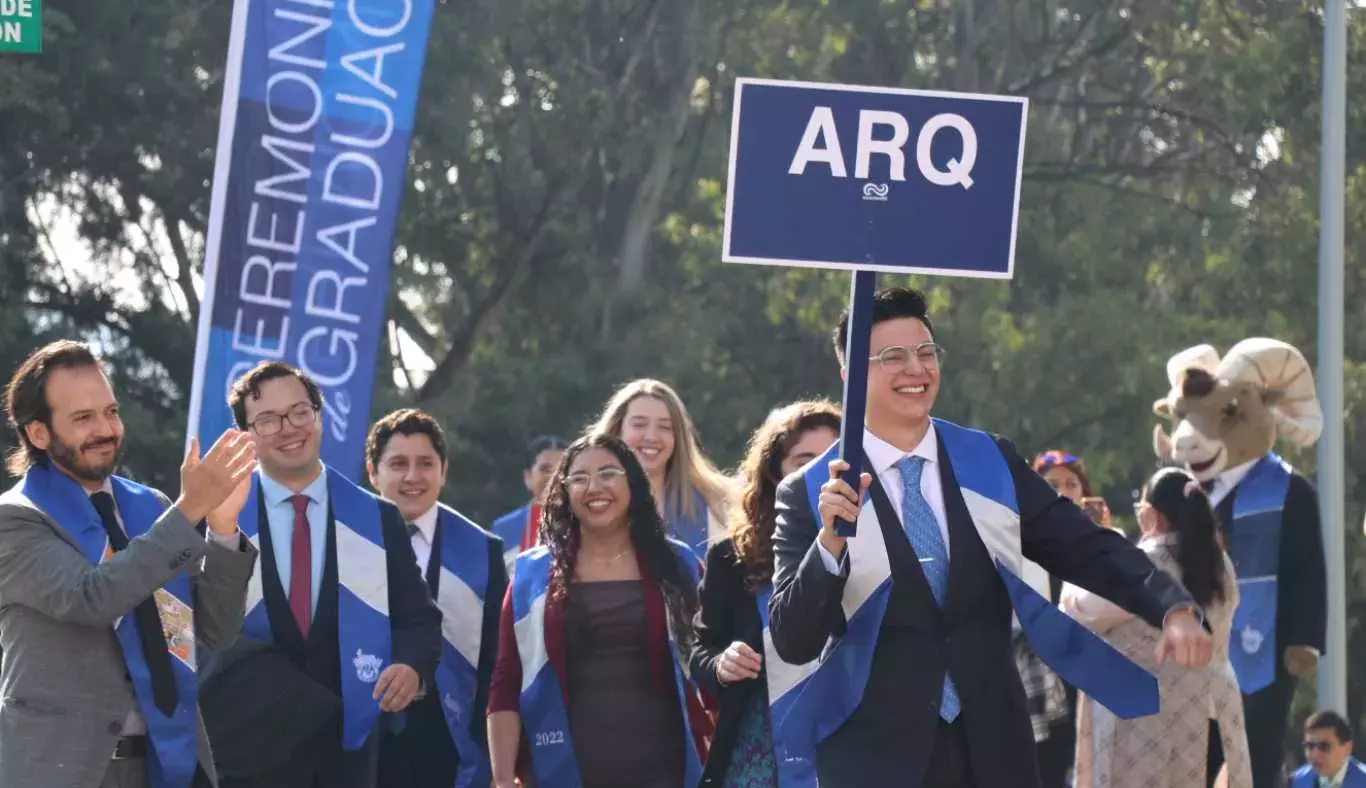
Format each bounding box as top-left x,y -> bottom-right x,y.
861,183 -> 889,202
789,107 -> 979,190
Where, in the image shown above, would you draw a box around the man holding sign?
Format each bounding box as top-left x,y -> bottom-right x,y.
722,76 -> 1214,787
766,288 -> 1213,787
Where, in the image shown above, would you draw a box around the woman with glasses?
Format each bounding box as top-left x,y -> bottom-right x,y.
690,400 -> 841,787
1063,467 -> 1251,787
486,433 -> 712,788
592,379 -> 734,563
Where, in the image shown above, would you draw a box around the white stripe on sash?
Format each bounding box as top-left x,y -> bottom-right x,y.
960,488 -> 1025,574
763,626 -> 818,705
243,532 -> 265,614
514,591 -> 550,693
842,498 -> 892,620
437,567 -> 484,668
336,519 -> 389,616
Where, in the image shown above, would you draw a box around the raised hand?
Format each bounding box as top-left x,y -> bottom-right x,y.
817,458 -> 871,555
176,430 -> 257,524
206,471 -> 253,536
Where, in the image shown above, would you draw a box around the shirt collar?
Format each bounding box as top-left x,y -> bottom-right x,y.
1215,456 -> 1259,489
1324,758 -> 1352,786
412,503 -> 439,543
864,423 -> 939,476
89,479 -> 114,497
258,464 -> 329,507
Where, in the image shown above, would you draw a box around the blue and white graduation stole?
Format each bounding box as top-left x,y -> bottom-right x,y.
769,419 -> 1161,773
510,539 -> 704,788
756,584 -> 820,788
1225,452 -> 1291,694
491,503 -> 531,570
429,504 -> 496,788
19,463 -> 200,788
239,466 -> 392,750
665,489 -> 717,564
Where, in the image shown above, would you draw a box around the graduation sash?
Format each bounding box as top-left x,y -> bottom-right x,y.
239,466 -> 391,750
510,539 -> 703,788
490,503 -> 531,570
756,584 -> 820,787
1226,452 -> 1291,694
429,504 -> 497,787
768,419 -> 1160,778
665,489 -> 716,564
20,464 -> 200,788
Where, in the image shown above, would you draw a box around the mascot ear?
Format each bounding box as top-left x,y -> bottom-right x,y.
1153,398 -> 1172,418
1153,424 -> 1175,463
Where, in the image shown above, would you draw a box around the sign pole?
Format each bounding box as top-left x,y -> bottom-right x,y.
1315,0 -> 1347,715
834,270 -> 877,536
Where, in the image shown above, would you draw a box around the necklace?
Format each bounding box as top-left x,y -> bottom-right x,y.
579,547 -> 632,564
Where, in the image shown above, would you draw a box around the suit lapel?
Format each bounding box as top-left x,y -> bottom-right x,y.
936,440 -> 995,619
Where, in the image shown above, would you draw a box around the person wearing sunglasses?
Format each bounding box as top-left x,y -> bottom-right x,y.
1291,711 -> 1364,788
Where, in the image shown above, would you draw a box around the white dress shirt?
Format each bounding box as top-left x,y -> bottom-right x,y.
1205,457 -> 1259,509
817,425 -> 950,574
408,503 -> 440,572
92,482 -> 241,737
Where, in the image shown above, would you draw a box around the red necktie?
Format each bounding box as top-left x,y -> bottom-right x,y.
289,494 -> 312,638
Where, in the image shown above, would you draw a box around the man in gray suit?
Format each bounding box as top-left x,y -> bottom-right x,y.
0,340 -> 259,788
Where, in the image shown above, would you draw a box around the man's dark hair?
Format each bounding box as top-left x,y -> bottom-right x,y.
227,361 -> 323,430
366,408 -> 448,470
1305,710 -> 1355,744
4,340 -> 103,477
526,435 -> 568,469
831,286 -> 936,363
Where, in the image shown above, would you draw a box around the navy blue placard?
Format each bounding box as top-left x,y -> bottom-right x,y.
722,77 -> 1027,278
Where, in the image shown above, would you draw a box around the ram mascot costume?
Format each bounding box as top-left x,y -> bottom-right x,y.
1152,338 -> 1327,787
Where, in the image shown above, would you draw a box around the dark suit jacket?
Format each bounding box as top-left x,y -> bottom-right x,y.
217,489 -> 442,788
378,523 -> 507,788
768,433 -> 1195,788
688,537 -> 764,785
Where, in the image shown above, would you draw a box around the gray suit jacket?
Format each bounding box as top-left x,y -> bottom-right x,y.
0,482 -> 258,788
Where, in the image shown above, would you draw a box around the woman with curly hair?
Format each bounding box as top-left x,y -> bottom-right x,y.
690,400 -> 841,786
486,433 -> 712,788
592,378 -> 735,562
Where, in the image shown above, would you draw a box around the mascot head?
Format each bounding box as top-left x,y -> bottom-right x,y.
1152,338 -> 1322,481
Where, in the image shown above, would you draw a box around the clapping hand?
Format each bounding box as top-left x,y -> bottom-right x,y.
176,430 -> 256,525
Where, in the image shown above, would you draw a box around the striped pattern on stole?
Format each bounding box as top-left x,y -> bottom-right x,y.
1225,453 -> 1291,694
19,465 -> 201,788
429,504 -> 494,787
767,419 -> 1161,782
239,466 -> 392,750
511,539 -> 704,788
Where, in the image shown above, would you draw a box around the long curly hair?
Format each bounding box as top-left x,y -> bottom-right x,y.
540,432 -> 699,648
731,400 -> 841,591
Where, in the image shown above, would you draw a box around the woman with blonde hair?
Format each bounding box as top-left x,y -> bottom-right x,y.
690,399 -> 841,786
592,378 -> 734,562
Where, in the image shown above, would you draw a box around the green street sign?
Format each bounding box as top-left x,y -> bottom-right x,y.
0,0 -> 41,54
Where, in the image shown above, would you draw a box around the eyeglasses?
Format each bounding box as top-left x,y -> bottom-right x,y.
868,342 -> 944,374
1304,739 -> 1336,752
249,402 -> 319,436
564,467 -> 627,489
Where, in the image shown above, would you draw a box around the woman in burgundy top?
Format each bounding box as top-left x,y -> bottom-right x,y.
486,433 -> 713,788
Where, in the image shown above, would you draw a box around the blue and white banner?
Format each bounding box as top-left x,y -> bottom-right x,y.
189,0 -> 435,479
722,77 -> 1028,278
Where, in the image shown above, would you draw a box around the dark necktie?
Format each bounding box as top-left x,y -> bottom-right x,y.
288,495 -> 313,638
407,523 -> 420,539
90,491 -> 178,717
1201,479 -> 1216,493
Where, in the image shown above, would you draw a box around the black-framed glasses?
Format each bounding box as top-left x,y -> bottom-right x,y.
1303,739 -> 1335,752
564,467 -> 627,490
869,342 -> 944,374
249,402 -> 319,436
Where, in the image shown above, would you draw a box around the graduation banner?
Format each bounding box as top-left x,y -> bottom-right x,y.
188,0 -> 435,479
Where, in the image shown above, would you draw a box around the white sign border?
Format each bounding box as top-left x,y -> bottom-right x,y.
721,76 -> 1029,281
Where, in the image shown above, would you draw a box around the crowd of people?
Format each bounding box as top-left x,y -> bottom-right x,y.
0,286 -> 1357,788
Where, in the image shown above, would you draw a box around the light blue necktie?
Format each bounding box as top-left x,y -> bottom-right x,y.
896,455 -> 960,722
